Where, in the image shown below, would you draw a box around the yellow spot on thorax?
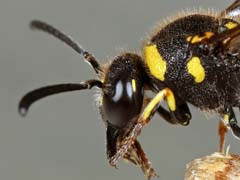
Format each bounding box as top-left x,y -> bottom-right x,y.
131,79 -> 136,92
187,56 -> 205,83
186,32 -> 214,44
144,44 -> 167,81
225,22 -> 238,29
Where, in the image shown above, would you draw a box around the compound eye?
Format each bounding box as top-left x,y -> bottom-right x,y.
102,79 -> 143,129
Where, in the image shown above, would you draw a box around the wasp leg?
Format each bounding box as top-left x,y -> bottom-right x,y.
143,98 -> 178,125
221,107 -> 240,140
156,101 -> 191,126
220,0 -> 240,18
227,108 -> 240,139
106,124 -> 120,164
218,120 -> 228,153
156,105 -> 177,124
109,88 -> 175,166
123,140 -> 158,180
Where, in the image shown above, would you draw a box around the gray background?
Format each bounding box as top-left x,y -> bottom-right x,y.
1,0 -> 238,180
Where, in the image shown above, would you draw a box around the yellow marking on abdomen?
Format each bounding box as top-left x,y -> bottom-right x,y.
144,44 -> 167,81
225,22 -> 238,29
187,56 -> 205,83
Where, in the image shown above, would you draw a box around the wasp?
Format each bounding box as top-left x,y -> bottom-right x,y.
18,0 -> 240,179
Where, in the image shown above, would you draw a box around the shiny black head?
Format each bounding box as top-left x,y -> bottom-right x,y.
100,53 -> 147,158
18,20 -> 148,160
101,53 -> 145,129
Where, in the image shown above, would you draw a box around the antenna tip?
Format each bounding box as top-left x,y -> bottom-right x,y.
29,20 -> 41,30
18,106 -> 28,117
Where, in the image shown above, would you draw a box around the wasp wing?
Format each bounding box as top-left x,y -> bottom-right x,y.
198,26 -> 240,110
220,0 -> 240,18
203,25 -> 240,57
225,28 -> 240,55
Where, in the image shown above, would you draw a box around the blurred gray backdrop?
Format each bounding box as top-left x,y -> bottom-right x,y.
1,0 -> 238,180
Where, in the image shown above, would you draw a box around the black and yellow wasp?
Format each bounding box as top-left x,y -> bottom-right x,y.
18,0 -> 240,179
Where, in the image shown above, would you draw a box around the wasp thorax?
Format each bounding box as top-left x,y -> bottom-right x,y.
102,53 -> 145,129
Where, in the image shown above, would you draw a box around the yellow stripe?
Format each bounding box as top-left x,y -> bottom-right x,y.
191,35 -> 202,44
225,22 -> 238,30
99,95 -> 103,106
204,32 -> 214,39
143,88 -> 176,119
144,44 -> 167,81
186,36 -> 192,42
223,114 -> 230,123
187,56 -> 205,83
187,32 -> 214,44
143,89 -> 166,119
132,79 -> 136,92
166,90 -> 176,111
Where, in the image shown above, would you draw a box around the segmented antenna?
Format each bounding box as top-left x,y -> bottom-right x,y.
18,80 -> 103,116
30,20 -> 102,74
